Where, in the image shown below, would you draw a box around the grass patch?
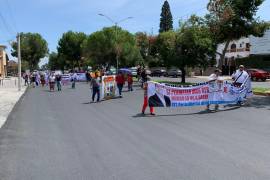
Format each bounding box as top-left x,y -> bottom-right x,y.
253,87 -> 270,93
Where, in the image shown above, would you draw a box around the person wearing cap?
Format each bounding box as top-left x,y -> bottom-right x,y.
206,69 -> 223,111
232,65 -> 249,87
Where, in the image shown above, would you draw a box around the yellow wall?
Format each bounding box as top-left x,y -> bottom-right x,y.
0,47 -> 7,77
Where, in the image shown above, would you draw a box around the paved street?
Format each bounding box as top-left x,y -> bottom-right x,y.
0,83 -> 270,180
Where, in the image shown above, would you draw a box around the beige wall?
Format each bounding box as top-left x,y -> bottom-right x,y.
0,46 -> 7,77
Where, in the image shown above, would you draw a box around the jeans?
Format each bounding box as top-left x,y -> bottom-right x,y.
57,81 -> 62,91
92,87 -> 100,102
117,84 -> 123,96
128,83 -> 133,91
72,81 -> 76,89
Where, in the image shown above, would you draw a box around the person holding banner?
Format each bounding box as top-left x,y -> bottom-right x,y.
206,69 -> 222,111
232,65 -> 252,105
232,65 -> 249,87
142,83 -> 155,116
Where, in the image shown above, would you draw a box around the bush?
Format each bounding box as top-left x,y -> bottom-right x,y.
236,55 -> 270,69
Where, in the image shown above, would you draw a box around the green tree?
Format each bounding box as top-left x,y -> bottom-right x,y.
11,33 -> 48,71
82,26 -> 142,68
57,31 -> 87,70
175,15 -> 216,82
206,0 -> 269,67
135,32 -> 149,60
159,0 -> 173,33
156,16 -> 215,83
48,52 -> 65,70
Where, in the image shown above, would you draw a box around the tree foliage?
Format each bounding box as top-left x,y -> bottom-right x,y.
159,0 -> 173,33
48,52 -> 65,70
206,0 -> 270,66
57,31 -> 87,70
82,26 -> 142,68
11,32 -> 48,71
156,15 -> 215,83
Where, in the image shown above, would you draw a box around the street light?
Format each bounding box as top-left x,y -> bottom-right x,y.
98,14 -> 133,72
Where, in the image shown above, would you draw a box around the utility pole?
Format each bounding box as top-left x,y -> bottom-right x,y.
17,33 -> 21,91
98,14 -> 133,72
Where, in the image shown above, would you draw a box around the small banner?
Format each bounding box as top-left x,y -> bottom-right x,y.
101,75 -> 118,100
147,79 -> 252,107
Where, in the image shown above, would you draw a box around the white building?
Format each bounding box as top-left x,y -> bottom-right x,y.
216,29 -> 270,74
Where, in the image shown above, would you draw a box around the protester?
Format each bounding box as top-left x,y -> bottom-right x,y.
56,74 -> 62,91
40,74 -> 46,87
137,66 -> 142,81
71,72 -> 77,89
141,82 -> 155,116
23,73 -> 29,86
90,72 -> 101,102
49,73 -> 56,91
85,71 -> 91,84
140,68 -> 147,88
206,69 -> 222,111
31,73 -> 36,88
127,74 -> 133,91
232,65 -> 251,105
116,71 -> 125,97
232,65 -> 249,87
36,73 -> 40,87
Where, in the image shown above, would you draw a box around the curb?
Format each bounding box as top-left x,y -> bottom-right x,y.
0,87 -> 28,129
253,91 -> 270,96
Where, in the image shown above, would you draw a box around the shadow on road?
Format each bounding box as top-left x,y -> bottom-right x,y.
245,96 -> 270,109
81,96 -> 123,105
132,106 -> 240,118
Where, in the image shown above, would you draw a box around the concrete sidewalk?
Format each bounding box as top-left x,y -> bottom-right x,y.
0,78 -> 26,128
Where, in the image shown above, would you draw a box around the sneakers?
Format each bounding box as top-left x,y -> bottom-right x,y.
150,113 -> 156,116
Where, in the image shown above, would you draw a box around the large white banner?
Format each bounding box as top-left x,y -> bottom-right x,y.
147,80 -> 252,107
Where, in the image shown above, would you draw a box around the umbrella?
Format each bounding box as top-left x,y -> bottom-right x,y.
119,68 -> 132,74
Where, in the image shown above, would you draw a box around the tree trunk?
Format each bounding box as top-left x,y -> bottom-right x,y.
181,68 -> 186,83
219,40 -> 230,69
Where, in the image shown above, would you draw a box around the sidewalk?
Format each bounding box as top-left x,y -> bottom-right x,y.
0,77 -> 27,128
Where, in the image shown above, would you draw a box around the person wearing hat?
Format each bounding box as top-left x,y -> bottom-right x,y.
206,69 -> 222,111
232,65 -> 249,87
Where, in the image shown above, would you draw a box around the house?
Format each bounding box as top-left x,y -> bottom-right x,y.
216,29 -> 270,75
7,60 -> 18,76
0,45 -> 8,78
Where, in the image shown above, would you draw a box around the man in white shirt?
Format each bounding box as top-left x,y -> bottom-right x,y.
232,65 -> 249,87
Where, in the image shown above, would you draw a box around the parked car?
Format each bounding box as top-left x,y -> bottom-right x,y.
247,69 -> 270,81
145,69 -> 152,75
129,67 -> 138,77
151,68 -> 167,77
167,69 -> 182,77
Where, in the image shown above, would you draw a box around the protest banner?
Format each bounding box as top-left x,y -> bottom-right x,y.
147,79 -> 252,107
101,75 -> 118,100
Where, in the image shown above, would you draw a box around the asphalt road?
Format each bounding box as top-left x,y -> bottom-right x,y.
0,83 -> 270,180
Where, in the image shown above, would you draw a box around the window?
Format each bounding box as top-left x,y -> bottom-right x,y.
246,43 -> 250,51
230,44 -> 237,52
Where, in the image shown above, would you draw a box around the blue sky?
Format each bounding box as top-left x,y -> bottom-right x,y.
0,0 -> 270,62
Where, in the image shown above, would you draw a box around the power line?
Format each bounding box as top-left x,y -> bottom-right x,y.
0,11 -> 16,36
5,0 -> 18,32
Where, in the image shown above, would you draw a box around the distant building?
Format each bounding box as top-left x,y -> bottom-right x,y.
0,45 -> 8,77
7,60 -> 18,76
216,29 -> 270,75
